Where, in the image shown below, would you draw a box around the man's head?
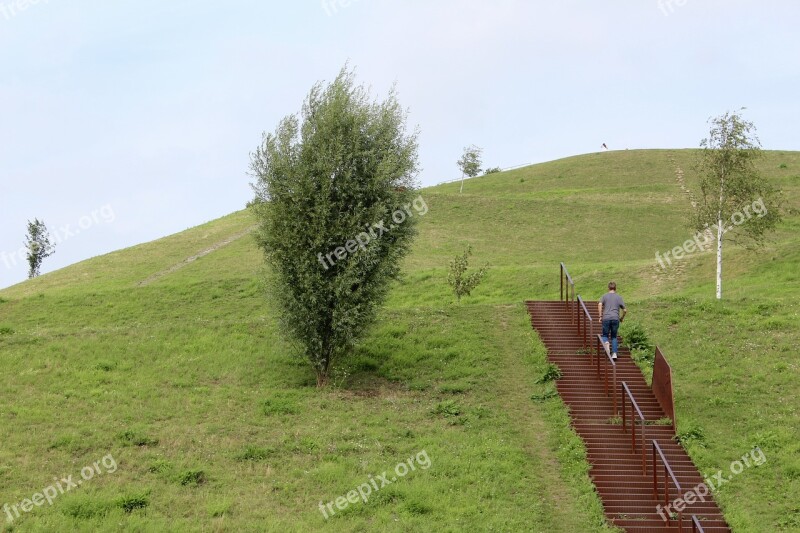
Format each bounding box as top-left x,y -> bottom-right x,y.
608,281 -> 617,292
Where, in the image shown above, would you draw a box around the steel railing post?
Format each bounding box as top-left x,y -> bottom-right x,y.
652,443 -> 658,498
612,364 -> 617,416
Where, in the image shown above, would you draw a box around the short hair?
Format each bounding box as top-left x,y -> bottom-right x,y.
608,281 -> 617,290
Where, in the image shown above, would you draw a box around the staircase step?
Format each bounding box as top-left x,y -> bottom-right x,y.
526,300 -> 730,532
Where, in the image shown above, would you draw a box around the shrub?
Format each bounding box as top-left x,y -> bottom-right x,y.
620,322 -> 652,351
535,364 -> 562,384
447,246 -> 488,303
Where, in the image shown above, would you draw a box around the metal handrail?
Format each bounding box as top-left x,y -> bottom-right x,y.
577,296 -> 593,350
560,263 -> 576,323
596,334 -> 617,415
622,382 -> 647,474
691,515 -> 704,533
653,440 -> 684,532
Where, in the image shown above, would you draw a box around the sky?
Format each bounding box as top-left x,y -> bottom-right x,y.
1,0 -> 798,288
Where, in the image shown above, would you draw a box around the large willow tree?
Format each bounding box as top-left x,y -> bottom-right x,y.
250,68 -> 420,386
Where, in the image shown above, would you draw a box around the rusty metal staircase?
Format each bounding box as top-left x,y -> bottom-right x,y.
525,264 -> 730,533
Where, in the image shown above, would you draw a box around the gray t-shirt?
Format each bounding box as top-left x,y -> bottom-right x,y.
600,292 -> 625,321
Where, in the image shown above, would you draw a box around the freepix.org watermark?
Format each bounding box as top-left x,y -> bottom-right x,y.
656,446 -> 765,522
655,197 -> 767,270
317,195 -> 428,271
4,454 -> 118,523
321,0 -> 362,17
657,0 -> 688,17
0,0 -> 48,22
318,449 -> 431,519
1,204 -> 116,270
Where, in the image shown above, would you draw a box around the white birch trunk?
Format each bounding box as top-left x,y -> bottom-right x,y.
716,169 -> 725,300
716,214 -> 723,299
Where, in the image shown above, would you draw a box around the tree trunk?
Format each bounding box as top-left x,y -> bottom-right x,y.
315,353 -> 331,388
716,213 -> 723,300
459,172 -> 465,194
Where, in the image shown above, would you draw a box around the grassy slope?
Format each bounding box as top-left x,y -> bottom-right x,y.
1,149 -> 798,531
0,207 -> 609,528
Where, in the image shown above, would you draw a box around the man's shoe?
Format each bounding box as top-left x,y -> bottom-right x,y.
612,353 -> 618,360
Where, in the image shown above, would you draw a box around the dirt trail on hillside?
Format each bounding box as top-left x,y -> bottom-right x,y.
137,225 -> 258,287
668,155 -> 699,209
649,157 -> 698,289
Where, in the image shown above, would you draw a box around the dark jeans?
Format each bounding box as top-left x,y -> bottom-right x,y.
602,319 -> 620,354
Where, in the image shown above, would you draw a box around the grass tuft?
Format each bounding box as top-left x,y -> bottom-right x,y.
118,429 -> 159,447
178,469 -> 207,486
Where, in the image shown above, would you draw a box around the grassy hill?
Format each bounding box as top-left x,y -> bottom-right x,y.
1,149 -> 798,532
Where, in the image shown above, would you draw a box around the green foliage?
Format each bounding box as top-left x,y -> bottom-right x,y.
24,218 -> 55,279
674,423 -> 707,448
446,245 -> 488,303
530,383 -> 558,402
535,363 -> 562,384
61,492 -> 149,519
650,417 -> 674,426
777,509 -> 800,529
62,497 -> 113,519
439,382 -> 470,394
620,322 -> 651,351
249,66 -> 420,386
694,110 -> 783,244
752,430 -> 779,451
116,492 -> 150,513
457,145 -> 483,178
484,166 -> 502,175
631,348 -> 654,367
208,500 -> 233,518
1,149 -> 799,530
235,445 -> 275,462
148,460 -> 172,474
178,469 -> 207,486
693,109 -> 783,298
117,429 -> 159,447
262,392 -> 300,415
457,145 -> 483,192
432,399 -> 461,417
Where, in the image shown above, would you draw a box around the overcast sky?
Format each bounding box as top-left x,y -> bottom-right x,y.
1,0 -> 798,288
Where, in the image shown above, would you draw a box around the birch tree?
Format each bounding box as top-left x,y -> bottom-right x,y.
693,110 -> 782,299
457,145 -> 482,194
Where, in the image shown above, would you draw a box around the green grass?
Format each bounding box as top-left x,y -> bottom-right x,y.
1,148 -> 799,531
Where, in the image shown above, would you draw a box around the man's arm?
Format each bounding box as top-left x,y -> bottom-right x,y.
598,301 -> 603,317
620,306 -> 627,322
